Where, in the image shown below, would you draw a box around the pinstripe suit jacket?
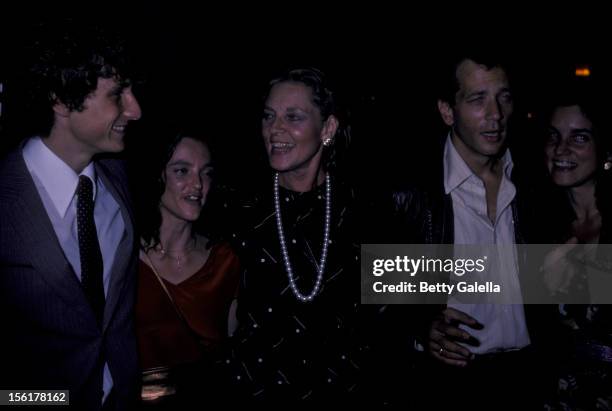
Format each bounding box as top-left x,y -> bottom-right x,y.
0,145 -> 139,410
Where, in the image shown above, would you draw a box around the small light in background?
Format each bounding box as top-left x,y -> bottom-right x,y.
575,66 -> 591,77
0,82 -> 3,119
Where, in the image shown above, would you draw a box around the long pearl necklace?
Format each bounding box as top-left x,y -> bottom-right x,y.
274,172 -> 331,302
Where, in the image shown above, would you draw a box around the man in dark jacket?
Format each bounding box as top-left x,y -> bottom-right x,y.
388,51 -> 556,410
0,20 -> 142,410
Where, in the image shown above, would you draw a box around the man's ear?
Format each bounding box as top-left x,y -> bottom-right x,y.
321,115 -> 339,143
437,100 -> 454,127
52,97 -> 71,118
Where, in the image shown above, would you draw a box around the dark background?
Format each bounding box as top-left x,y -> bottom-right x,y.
1,4 -> 610,192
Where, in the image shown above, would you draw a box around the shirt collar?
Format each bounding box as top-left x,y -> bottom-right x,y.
443,133 -> 514,195
23,137 -> 97,218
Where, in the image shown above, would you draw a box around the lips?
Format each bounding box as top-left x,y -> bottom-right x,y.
270,142 -> 295,154
481,130 -> 503,141
111,124 -> 127,134
551,159 -> 577,170
184,193 -> 203,206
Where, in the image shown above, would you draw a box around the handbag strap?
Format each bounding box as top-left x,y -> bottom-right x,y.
142,250 -> 200,339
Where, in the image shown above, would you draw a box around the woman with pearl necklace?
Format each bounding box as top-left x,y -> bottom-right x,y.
225,68 -> 362,404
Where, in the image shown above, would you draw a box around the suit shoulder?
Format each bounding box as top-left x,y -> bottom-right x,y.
97,157 -> 128,175
96,157 -> 130,188
0,149 -> 29,197
0,148 -> 23,174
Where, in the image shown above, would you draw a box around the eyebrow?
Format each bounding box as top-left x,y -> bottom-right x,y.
168,160 -> 191,167
107,84 -> 123,95
548,126 -> 593,136
570,128 -> 593,135
465,87 -> 511,98
465,91 -> 486,99
263,105 -> 308,113
168,160 -> 212,168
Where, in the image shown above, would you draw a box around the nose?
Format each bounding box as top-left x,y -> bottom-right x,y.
554,138 -> 570,156
486,99 -> 503,121
191,173 -> 203,190
121,87 -> 142,121
270,116 -> 285,133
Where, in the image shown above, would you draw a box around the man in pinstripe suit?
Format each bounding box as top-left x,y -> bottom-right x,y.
0,20 -> 142,410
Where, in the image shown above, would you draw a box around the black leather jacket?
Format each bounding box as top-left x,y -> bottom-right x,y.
381,144 -> 560,345
391,182 -> 531,244
389,146 -> 531,245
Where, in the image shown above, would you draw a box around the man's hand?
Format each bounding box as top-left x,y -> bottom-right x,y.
428,307 -> 483,367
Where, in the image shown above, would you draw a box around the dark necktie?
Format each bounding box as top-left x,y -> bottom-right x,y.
77,175 -> 105,325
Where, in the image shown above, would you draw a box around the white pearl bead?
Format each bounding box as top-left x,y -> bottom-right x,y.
274,173 -> 331,302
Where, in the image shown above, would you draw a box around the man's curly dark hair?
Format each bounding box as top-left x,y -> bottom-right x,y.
27,18 -> 137,136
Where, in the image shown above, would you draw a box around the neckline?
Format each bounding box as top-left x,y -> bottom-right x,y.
278,179 -> 328,201
140,242 -> 217,286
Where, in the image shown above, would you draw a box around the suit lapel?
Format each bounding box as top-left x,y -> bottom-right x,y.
2,150 -> 93,317
96,161 -> 135,331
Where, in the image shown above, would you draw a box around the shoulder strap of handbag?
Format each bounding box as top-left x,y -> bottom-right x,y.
143,250 -> 204,344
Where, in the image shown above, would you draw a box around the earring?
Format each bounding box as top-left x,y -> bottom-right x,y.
603,153 -> 612,171
322,137 -> 333,147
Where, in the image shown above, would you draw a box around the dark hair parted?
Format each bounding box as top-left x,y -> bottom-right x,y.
542,81 -> 609,163
436,49 -> 512,106
264,67 -> 351,173
136,126 -> 215,252
27,19 -> 137,135
541,80 -> 612,224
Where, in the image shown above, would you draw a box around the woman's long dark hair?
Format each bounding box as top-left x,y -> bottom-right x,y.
538,82 -> 612,242
135,125 -> 215,252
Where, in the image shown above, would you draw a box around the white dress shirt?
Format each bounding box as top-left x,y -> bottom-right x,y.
444,134 -> 530,354
23,136 -> 125,403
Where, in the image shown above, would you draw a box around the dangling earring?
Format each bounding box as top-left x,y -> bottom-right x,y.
322,137 -> 333,147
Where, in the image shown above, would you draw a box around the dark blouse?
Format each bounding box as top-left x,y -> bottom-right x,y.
136,241 -> 240,370
534,182 -> 612,410
226,177 -> 361,401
